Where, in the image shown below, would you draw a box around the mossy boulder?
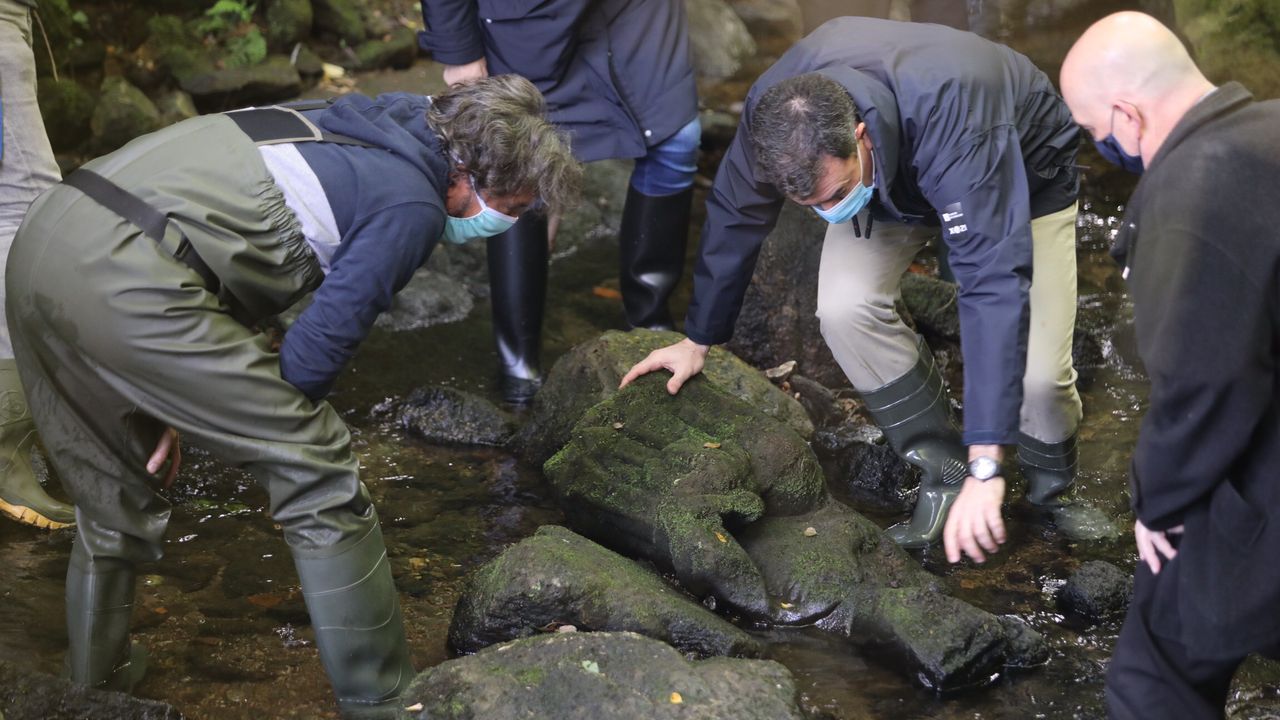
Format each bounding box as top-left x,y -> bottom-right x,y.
1057,560 -> 1133,623
352,27 -> 419,71
515,329 -> 813,465
372,386 -> 512,447
543,375 -> 824,618
448,525 -> 762,658
311,0 -> 367,44
90,77 -> 161,154
178,55 -> 302,112
402,632 -> 808,720
686,0 -> 757,79
155,90 -> 198,127
264,0 -> 313,49
37,78 -> 95,153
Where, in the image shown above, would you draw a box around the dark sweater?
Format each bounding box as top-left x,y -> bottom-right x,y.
281,93 -> 450,400
1112,81 -> 1280,656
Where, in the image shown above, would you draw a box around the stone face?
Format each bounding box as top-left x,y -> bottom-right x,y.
403,632 -> 808,720
372,386 -> 512,447
543,375 -> 825,618
1057,560 -> 1133,622
686,0 -> 758,79
448,525 -> 762,658
90,77 -> 162,154
179,55 -> 302,112
0,659 -> 183,719
515,329 -> 812,465
372,268 -> 475,332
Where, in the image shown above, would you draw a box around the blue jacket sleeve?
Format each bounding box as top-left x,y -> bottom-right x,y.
684,112 -> 785,346
418,0 -> 486,66
919,126 -> 1033,446
279,203 -> 444,401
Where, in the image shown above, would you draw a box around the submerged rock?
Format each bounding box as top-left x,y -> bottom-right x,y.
402,632 -> 807,720
544,375 -> 825,618
449,525 -> 762,658
1057,560 -> 1133,622
0,659 -> 182,719
373,268 -> 474,331
372,386 -> 512,447
515,329 -> 812,465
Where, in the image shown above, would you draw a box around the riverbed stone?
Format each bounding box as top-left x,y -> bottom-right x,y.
544,375 -> 824,618
515,329 -> 812,465
0,659 -> 182,719
686,0 -> 757,79
179,55 -> 302,112
403,632 -> 807,720
372,268 -> 474,331
448,525 -> 762,658
372,385 -> 513,447
90,77 -> 161,154
352,26 -> 418,71
264,0 -> 313,49
1057,560 -> 1133,622
311,0 -> 367,44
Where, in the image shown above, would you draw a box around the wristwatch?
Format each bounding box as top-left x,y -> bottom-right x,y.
967,455 -> 1002,481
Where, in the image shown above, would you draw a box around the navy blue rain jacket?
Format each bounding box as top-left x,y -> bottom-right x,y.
418,0 -> 698,162
686,17 -> 1080,445
280,93 -> 451,400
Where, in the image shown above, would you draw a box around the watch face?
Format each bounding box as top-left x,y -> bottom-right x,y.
969,456 -> 1000,480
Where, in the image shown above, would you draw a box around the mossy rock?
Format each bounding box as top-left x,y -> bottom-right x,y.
514,329 -> 813,465
90,77 -> 161,154
0,658 -> 182,719
178,55 -> 302,112
543,374 -> 824,618
448,525 -> 762,658
264,0 -> 313,49
373,385 -> 512,447
403,632 -> 808,720
36,78 -> 95,153
311,0 -> 367,44
352,26 -> 418,70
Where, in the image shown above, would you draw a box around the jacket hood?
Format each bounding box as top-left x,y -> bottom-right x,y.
313,92 -> 449,185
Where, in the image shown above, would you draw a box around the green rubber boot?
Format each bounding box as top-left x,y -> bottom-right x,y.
293,512 -> 414,719
862,338 -> 968,549
0,360 -> 74,529
65,542 -> 146,692
1018,432 -> 1116,540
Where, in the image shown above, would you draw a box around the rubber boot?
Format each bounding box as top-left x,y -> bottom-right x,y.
618,186 -> 692,330
487,213 -> 548,405
861,338 -> 968,548
1018,432 -> 1116,540
293,512 -> 413,719
65,542 -> 146,692
0,360 -> 74,529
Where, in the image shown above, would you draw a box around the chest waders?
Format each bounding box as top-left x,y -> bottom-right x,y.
14,106 -> 413,717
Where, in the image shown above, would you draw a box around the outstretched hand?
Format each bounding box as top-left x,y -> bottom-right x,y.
619,338 -> 710,395
944,476 -> 1007,563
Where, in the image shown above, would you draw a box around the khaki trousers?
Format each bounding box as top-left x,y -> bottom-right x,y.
815,203 -> 1082,443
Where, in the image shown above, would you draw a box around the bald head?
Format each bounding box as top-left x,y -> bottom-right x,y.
1061,12 -> 1213,164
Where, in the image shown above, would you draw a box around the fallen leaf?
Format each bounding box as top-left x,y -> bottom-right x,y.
780,601 -> 793,609
714,531 -> 728,544
670,692 -> 684,704
404,702 -> 424,712
612,422 -> 625,430
153,606 -> 168,615
581,660 -> 600,674
803,527 -> 818,537
592,286 -> 623,300
557,624 -> 578,633
764,360 -> 797,380
703,441 -> 721,449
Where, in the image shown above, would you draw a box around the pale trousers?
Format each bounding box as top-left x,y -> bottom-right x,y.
0,0 -> 62,359
815,203 -> 1082,444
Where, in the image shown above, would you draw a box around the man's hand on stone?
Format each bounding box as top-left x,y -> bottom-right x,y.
944,476 -> 1007,564
1135,519 -> 1182,575
619,338 -> 710,395
442,58 -> 488,86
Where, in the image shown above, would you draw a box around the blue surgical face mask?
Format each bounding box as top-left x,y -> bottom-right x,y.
812,147 -> 874,225
442,176 -> 519,245
1094,108 -> 1144,175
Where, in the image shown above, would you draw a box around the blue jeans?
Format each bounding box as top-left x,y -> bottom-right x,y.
0,0 -> 61,358
629,117 -> 700,197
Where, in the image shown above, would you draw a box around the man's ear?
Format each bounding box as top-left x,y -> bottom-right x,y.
854,121 -> 873,151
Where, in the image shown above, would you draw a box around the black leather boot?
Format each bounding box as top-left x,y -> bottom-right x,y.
293,510 -> 414,719
65,542 -> 145,692
861,337 -> 968,548
618,186 -> 692,330
486,213 -> 548,405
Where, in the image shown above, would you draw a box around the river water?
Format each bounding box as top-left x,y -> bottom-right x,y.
2,3 -> 1278,718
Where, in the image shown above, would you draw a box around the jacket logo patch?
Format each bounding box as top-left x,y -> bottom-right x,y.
942,202 -> 967,238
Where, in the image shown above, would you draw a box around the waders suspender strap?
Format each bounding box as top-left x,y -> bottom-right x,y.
223,101 -> 380,149
62,169 -> 221,293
